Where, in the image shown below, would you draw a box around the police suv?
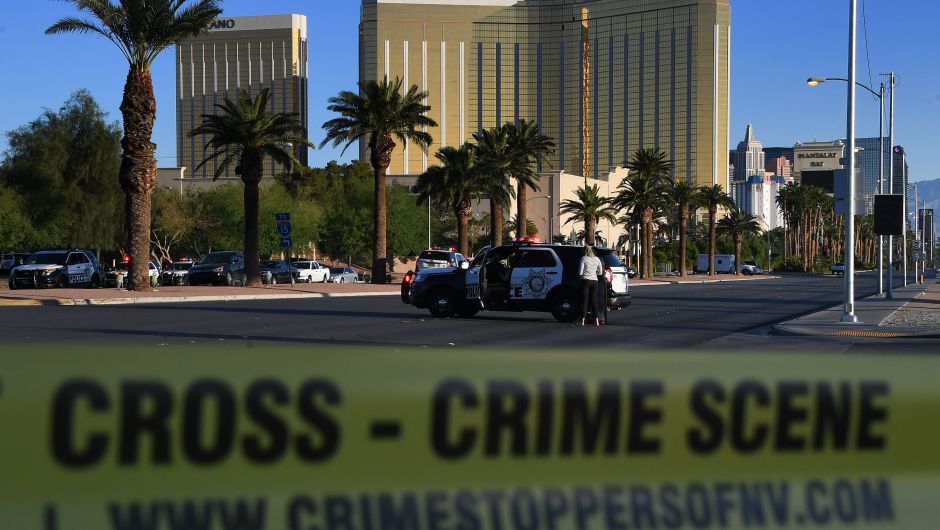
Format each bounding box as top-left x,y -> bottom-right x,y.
8,249 -> 102,289
401,239 -> 631,322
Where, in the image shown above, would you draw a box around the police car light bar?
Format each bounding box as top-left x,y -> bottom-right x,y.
512,237 -> 543,244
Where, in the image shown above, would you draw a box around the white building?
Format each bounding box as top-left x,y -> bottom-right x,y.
733,174 -> 786,230
733,124 -> 765,184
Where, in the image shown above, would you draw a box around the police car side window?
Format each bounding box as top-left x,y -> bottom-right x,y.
516,250 -> 556,268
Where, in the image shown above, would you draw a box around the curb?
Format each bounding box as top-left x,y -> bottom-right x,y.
6,291 -> 401,307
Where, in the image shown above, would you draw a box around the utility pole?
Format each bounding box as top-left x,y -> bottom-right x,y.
840,0 -> 857,322
877,82 -> 885,297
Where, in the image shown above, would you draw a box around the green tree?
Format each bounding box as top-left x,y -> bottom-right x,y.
717,209 -> 763,275
559,184 -> 618,246
413,143 -> 482,256
47,0 -> 222,291
506,119 -> 555,238
697,184 -> 735,275
321,77 -> 436,283
473,126 -> 516,247
190,88 -> 312,286
1,90 -> 123,251
671,181 -> 701,276
0,188 -> 34,251
615,175 -> 670,279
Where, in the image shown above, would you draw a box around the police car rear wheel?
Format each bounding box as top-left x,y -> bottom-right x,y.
428,288 -> 458,318
90,275 -> 101,288
550,290 -> 580,323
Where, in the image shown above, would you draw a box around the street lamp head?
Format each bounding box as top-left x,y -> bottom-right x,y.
807,77 -> 826,87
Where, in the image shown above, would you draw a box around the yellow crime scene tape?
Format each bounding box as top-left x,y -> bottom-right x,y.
0,347 -> 938,530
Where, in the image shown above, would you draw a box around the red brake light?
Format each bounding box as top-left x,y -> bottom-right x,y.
403,271 -> 415,285
604,268 -> 613,284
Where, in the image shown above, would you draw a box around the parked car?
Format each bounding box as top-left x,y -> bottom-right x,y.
160,260 -> 194,286
741,261 -> 763,275
8,249 -> 103,289
187,251 -> 246,286
416,249 -> 466,270
105,259 -> 160,288
260,259 -> 294,285
328,267 -> 359,283
1,252 -> 31,277
831,262 -> 845,276
626,266 -> 638,278
294,260 -> 330,283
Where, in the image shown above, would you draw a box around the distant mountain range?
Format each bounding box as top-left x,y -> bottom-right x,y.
912,178 -> 939,239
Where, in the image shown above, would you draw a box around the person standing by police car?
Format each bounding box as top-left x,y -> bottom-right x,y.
579,246 -> 604,326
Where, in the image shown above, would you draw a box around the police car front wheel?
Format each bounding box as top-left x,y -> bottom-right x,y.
428,288 -> 459,318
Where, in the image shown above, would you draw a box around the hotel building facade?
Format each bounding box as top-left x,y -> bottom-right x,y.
177,15 -> 309,181
360,0 -> 731,188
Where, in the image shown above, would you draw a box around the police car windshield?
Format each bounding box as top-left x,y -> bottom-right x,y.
27,252 -> 68,265
169,263 -> 192,271
260,260 -> 280,268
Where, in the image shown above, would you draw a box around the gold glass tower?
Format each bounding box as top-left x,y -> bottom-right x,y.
177,15 -> 309,180
360,0 -> 730,189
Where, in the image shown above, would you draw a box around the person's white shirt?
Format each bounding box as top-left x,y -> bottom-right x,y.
579,255 -> 602,280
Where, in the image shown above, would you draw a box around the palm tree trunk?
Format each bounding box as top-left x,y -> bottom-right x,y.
456,199 -> 470,257
735,236 -> 742,275
490,200 -> 504,247
679,204 -> 688,276
708,207 -> 717,276
643,207 -> 654,279
242,154 -> 263,287
119,66 -> 158,292
586,215 -> 596,246
370,135 -> 395,284
517,183 -> 527,238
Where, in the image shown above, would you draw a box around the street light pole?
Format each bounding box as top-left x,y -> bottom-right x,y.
885,71 -> 895,299
841,0 -> 858,322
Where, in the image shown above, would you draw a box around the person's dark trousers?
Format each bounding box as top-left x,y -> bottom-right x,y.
597,276 -> 609,323
580,279 -> 599,320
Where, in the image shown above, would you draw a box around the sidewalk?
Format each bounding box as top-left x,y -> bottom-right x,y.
0,282 -> 400,307
774,278 -> 940,338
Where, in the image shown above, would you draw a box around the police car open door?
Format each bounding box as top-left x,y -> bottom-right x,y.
507,248 -> 562,301
479,247 -> 514,305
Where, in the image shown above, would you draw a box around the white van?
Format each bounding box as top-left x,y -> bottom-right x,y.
695,253 -> 735,273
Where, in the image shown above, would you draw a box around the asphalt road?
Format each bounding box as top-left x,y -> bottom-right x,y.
0,271 -> 920,351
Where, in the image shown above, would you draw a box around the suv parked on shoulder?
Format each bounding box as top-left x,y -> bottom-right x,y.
187,251 -> 246,286
741,261 -> 763,275
8,249 -> 102,289
402,241 -> 631,322
294,260 -> 330,283
160,260 -> 194,286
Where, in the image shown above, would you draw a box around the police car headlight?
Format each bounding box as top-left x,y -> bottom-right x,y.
41,268 -> 58,275
214,266 -> 225,273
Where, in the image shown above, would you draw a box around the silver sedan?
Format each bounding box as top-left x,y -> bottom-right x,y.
328,267 -> 359,283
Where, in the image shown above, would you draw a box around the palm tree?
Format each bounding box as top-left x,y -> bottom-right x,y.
559,184 -> 618,247
413,143 -> 482,256
506,119 -> 555,238
190,89 -> 312,286
321,76 -> 436,283
671,181 -> 700,276
717,209 -> 762,275
47,0 -> 222,291
625,147 -> 673,185
697,184 -> 735,276
473,126 -> 516,247
614,175 -> 669,279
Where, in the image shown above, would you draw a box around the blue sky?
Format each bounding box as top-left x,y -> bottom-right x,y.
1,0 -> 938,181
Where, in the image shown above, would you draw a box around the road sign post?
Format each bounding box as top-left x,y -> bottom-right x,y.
276,213 -> 295,285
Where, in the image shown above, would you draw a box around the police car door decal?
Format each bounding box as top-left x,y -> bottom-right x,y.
509,250 -> 561,300
465,266 -> 481,300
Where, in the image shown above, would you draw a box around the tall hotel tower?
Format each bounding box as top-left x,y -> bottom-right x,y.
177,15 -> 309,180
360,0 -> 730,188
